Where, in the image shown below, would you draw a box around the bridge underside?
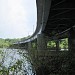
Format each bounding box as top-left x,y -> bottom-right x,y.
12,0 -> 75,50
43,0 -> 75,38
12,0 -> 75,74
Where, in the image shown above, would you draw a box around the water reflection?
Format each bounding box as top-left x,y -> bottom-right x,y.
0,48 -> 35,75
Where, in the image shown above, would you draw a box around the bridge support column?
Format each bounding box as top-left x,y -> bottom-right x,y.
25,43 -> 28,50
28,41 -> 32,50
20,43 -> 26,49
32,40 -> 37,50
14,44 -> 20,49
56,39 -> 60,51
68,28 -> 75,52
37,34 -> 47,50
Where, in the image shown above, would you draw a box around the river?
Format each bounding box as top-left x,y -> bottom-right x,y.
0,48 -> 36,75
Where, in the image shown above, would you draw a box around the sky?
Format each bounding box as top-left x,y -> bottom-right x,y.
0,0 -> 37,39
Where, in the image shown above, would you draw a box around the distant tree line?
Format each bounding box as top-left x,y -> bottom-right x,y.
0,35 -> 31,48
0,38 -> 19,48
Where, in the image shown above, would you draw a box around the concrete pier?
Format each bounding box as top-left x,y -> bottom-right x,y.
37,34 -> 47,50
68,28 -> 75,52
56,39 -> 60,51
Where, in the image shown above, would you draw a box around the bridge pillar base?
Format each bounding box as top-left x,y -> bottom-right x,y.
37,34 -> 47,50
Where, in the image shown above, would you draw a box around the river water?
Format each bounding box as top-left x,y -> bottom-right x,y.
0,48 -> 35,75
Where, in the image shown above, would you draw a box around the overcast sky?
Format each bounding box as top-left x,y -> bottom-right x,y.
0,0 -> 37,39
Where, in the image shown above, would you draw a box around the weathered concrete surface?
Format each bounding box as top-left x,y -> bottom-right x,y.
37,34 -> 47,50
68,28 -> 75,52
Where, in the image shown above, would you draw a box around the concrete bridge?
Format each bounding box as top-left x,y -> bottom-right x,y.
12,0 -> 75,75
13,0 -> 75,51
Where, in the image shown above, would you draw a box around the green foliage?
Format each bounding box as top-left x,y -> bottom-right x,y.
0,35 -> 31,48
32,43 -> 36,48
0,38 -> 20,48
59,38 -> 68,49
47,40 -> 56,48
47,38 -> 68,49
0,49 -> 32,75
